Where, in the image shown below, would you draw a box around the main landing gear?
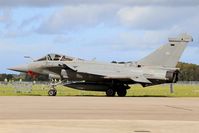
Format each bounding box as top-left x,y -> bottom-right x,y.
106,84 -> 129,97
117,88 -> 127,97
106,88 -> 116,96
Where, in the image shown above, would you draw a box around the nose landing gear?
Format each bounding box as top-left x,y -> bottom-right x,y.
48,81 -> 63,96
48,89 -> 57,96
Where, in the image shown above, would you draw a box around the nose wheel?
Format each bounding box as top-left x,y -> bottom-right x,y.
48,82 -> 59,96
48,89 -> 57,96
47,80 -> 65,96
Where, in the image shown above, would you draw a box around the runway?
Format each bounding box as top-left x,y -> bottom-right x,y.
0,96 -> 199,133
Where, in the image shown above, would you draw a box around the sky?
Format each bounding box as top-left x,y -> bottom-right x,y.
0,0 -> 199,73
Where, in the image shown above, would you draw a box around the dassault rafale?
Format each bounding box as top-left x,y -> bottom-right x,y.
8,34 -> 193,96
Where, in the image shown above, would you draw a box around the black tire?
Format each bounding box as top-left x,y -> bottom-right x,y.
106,88 -> 116,96
117,88 -> 127,97
48,89 -> 57,96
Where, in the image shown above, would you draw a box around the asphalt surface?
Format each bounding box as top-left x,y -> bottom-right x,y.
0,96 -> 199,133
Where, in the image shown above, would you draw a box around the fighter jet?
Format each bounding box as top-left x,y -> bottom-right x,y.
8,33 -> 193,96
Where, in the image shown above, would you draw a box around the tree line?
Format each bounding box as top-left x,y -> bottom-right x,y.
0,62 -> 199,81
177,62 -> 199,81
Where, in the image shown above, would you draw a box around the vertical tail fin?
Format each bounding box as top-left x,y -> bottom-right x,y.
138,33 -> 193,67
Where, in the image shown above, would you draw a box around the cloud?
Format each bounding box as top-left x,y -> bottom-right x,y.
1,1 -> 198,35
35,2 -> 199,34
37,5 -> 117,34
117,6 -> 199,30
0,9 -> 45,38
19,14 -> 42,29
0,8 -> 13,27
0,9 -> 11,22
0,0 -> 199,7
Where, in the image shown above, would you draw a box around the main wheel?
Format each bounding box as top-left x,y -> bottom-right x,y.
48,89 -> 57,96
106,88 -> 116,96
117,88 -> 127,97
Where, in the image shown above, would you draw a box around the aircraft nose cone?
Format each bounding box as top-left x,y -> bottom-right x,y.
8,64 -> 29,72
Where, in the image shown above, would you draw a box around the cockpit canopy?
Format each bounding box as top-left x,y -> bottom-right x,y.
35,54 -> 74,62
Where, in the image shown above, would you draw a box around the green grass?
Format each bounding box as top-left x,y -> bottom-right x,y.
127,84 -> 199,97
0,83 -> 199,97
